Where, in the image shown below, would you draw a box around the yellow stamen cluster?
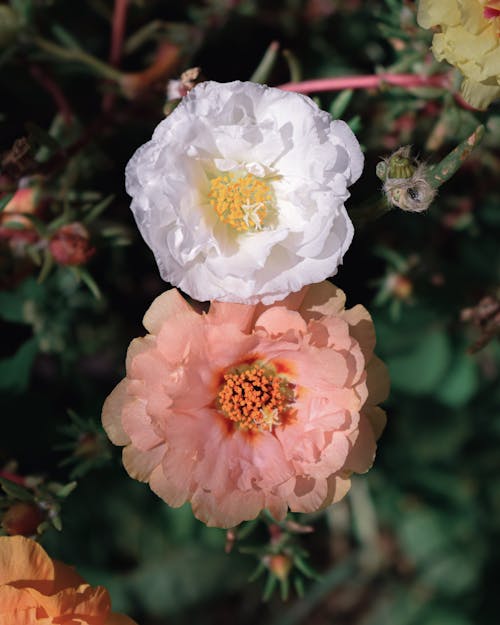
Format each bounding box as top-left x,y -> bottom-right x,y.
208,173 -> 272,232
217,364 -> 292,431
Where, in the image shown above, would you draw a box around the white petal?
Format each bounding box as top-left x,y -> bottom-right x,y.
125,81 -> 363,304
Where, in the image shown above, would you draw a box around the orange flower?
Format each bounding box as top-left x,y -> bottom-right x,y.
0,535 -> 136,625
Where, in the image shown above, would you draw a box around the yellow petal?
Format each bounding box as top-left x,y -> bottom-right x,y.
417,0 -> 460,29
460,77 -> 500,108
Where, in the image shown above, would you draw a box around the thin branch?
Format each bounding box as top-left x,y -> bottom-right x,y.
29,64 -> 74,125
34,36 -> 123,82
278,73 -> 450,93
109,0 -> 128,66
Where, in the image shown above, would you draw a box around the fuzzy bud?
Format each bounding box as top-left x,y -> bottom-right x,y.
49,223 -> 95,266
378,147 -> 436,213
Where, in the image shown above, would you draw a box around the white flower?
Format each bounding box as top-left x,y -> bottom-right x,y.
125,80 -> 363,304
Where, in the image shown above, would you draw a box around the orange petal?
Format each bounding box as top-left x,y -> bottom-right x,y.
27,584 -> 110,617
52,561 -> 86,593
0,536 -> 54,586
0,585 -> 40,614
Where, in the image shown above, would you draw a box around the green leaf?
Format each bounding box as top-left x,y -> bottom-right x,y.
398,509 -> 449,566
0,477 -> 33,501
0,278 -> 43,323
0,337 -> 38,392
82,194 -> 115,224
436,351 -> 478,407
51,23 -> 84,50
388,330 -> 451,395
250,41 -> 280,83
329,89 -> 353,119
0,193 -> 13,212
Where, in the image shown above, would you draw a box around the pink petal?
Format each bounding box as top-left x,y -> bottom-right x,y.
255,307 -> 308,337
122,444 -> 164,482
121,399 -> 163,451
125,336 -> 155,370
298,281 -> 346,320
208,300 -> 258,333
342,304 -> 376,360
366,356 -> 390,404
363,406 -> 387,440
288,475 -> 328,512
102,379 -> 131,446
142,289 -> 197,334
345,413 -> 376,474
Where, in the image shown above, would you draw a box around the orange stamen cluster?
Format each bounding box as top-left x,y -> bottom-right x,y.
208,173 -> 272,232
217,364 -> 291,431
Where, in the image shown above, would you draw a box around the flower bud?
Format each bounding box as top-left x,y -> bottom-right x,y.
2,502 -> 44,536
49,222 -> 95,266
378,147 -> 436,213
387,274 -> 413,300
265,554 -> 293,581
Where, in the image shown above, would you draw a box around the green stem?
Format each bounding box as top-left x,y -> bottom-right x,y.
250,41 -> 280,84
34,36 -> 124,82
349,196 -> 393,228
267,557 -> 357,625
428,124 -> 485,189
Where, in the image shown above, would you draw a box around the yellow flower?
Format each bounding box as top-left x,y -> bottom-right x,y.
418,0 -> 500,109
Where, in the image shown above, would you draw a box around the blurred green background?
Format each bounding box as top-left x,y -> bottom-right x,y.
1,1 -> 500,624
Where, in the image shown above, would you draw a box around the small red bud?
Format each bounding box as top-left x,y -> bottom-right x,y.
386,274 -> 413,300
2,501 -> 44,536
266,554 -> 293,581
49,222 -> 95,266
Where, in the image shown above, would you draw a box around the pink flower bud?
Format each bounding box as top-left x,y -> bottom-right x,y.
266,554 -> 293,581
49,223 -> 95,266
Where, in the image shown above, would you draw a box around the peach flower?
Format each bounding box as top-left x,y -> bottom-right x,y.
102,282 -> 389,528
0,535 -> 136,625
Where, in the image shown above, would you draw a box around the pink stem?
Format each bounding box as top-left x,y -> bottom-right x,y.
0,470 -> 27,486
103,0 -> 128,111
278,73 -> 450,93
109,0 -> 128,67
30,64 -> 73,125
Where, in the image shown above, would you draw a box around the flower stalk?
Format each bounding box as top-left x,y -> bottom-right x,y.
279,73 -> 449,94
428,124 -> 485,189
33,36 -> 124,82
